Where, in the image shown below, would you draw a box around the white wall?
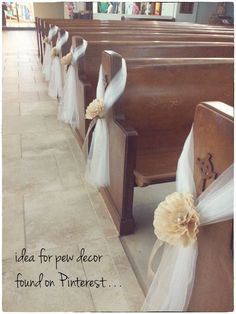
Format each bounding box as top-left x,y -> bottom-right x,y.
93,13 -> 122,20
33,2 -> 65,19
161,2 -> 177,17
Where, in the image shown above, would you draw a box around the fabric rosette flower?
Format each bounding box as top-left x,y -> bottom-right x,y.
61,52 -> 73,65
85,99 -> 105,120
153,192 -> 200,247
51,47 -> 58,57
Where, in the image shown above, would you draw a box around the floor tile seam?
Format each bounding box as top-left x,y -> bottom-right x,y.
20,133 -> 23,159
64,132 -> 85,183
22,195 -> 28,253
119,238 -> 147,296
110,246 -> 146,298
51,149 -> 71,191
82,184 -> 110,237
83,182 -> 119,238
99,238 -> 134,305
76,243 -> 98,311
21,185 -> 81,200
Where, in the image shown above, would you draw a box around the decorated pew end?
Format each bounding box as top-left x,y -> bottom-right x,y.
97,50 -> 233,235
188,101 -> 233,311
143,101 -> 233,311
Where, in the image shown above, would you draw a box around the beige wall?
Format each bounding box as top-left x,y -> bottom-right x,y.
33,2 -> 65,18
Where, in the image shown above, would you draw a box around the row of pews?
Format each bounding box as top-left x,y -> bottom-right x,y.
35,17 -> 233,311
36,17 -> 233,233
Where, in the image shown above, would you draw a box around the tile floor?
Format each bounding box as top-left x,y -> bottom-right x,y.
2,30 -> 145,311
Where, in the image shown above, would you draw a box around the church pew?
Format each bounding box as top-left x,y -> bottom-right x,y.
37,15 -> 233,61
69,36 -> 233,146
39,20 -> 232,59
40,25 -> 233,64
97,51 -> 233,235
187,101 -> 233,311
56,28 -> 233,56
36,15 -> 233,55
39,17 -> 234,33
40,17 -> 233,47
59,26 -> 234,52
51,28 -> 234,44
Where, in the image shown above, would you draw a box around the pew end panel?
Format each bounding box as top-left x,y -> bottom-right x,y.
100,51 -> 138,235
71,36 -> 93,147
100,116 -> 138,235
188,101 -> 233,311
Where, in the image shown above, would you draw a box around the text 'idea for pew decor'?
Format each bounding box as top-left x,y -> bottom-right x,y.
142,127 -> 233,312
42,25 -> 58,81
48,31 -> 69,100
58,39 -> 88,128
84,59 -> 127,188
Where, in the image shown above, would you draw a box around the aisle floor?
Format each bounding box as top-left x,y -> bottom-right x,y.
2,30 -> 144,311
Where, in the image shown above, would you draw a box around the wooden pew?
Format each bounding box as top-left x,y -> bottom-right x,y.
56,29 -> 233,57
39,17 -> 234,33
38,24 -> 232,64
36,16 -> 233,55
69,36 -> 233,146
121,15 -> 176,22
38,19 -> 233,62
40,18 -> 233,44
37,16 -> 233,63
188,101 -> 233,311
97,51 -> 233,235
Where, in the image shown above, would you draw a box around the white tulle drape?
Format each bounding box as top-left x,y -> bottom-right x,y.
57,40 -> 88,127
42,26 -> 58,81
48,31 -> 69,99
85,59 -> 127,187
142,127 -> 234,311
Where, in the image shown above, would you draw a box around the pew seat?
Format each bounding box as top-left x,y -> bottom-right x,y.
135,150 -> 177,187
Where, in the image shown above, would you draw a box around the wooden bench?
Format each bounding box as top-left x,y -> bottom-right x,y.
39,18 -> 234,33
37,16 -> 233,55
46,28 -> 234,54
188,101 -> 233,311
36,16 -> 233,60
56,28 -> 233,56
69,36 -> 233,146
98,51 -> 233,235
38,21 -> 232,65
37,19 -> 233,62
121,15 -> 175,22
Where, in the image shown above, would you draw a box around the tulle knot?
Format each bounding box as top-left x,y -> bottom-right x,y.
61,52 -> 73,65
153,192 -> 200,247
43,36 -> 49,44
85,99 -> 105,120
51,47 -> 59,57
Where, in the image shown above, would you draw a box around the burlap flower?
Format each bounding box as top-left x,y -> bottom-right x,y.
85,99 -> 105,120
153,192 -> 200,247
51,47 -> 58,57
61,52 -> 73,65
43,36 -> 49,44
